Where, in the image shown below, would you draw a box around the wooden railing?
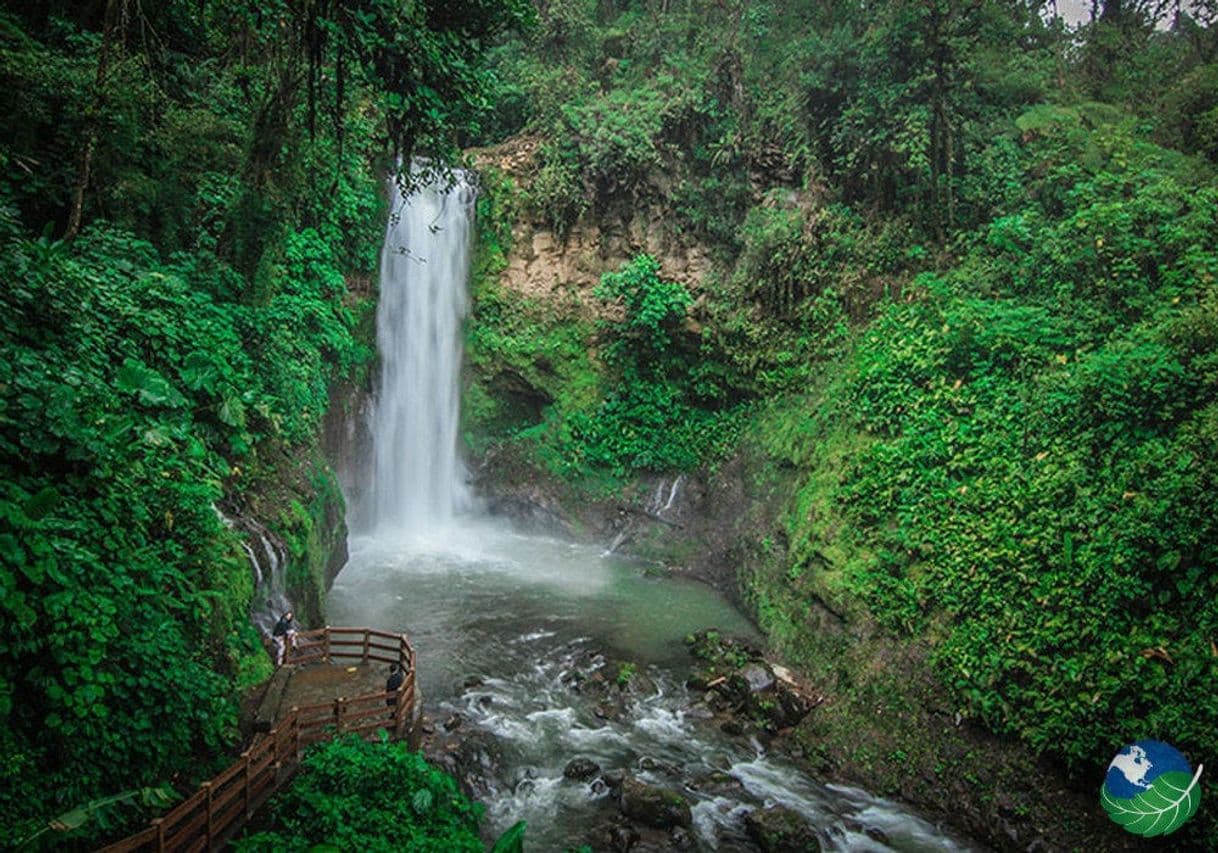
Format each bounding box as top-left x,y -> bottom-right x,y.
100,627 -> 416,853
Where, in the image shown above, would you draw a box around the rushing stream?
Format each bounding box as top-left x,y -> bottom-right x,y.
330,527 -> 978,851
330,167 -> 981,850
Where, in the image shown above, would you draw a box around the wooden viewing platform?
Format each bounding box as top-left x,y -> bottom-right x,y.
100,627 -> 417,853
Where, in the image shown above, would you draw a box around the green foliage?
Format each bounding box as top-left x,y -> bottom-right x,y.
0,212 -> 372,842
16,786 -> 176,850
594,254 -> 692,363
466,189 -> 745,476
491,820 -> 528,853
235,734 -> 484,852
0,0 -> 530,843
831,122 -> 1218,784
615,661 -> 637,686
564,255 -> 746,474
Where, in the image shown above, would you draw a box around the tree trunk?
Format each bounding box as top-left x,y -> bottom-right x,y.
66,0 -> 120,241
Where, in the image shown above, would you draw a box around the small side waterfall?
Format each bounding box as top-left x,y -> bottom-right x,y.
217,506 -> 292,634
367,166 -> 476,535
603,474 -> 686,555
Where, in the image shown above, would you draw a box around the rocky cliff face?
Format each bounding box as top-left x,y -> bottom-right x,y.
472,137 -> 713,315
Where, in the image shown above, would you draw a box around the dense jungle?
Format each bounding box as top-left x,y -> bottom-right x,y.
1,0 -> 1216,849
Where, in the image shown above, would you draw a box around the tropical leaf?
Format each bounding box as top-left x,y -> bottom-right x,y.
490,820 -> 527,853
1101,766 -> 1203,837
411,787 -> 434,815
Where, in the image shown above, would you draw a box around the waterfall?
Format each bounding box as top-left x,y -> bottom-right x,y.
367,165 -> 476,535
216,505 -> 292,635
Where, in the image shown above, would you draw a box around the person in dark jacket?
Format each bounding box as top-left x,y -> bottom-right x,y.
385,663 -> 405,708
272,610 -> 296,666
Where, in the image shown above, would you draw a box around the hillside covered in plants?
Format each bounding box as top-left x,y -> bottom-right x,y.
0,0 -> 527,845
460,0 -> 1218,844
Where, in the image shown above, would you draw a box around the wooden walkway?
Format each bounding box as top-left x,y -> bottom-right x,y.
100,627 -> 416,853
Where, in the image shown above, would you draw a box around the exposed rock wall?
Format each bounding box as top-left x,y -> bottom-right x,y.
472,137 -> 713,316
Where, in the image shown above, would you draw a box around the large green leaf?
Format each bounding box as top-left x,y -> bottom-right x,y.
490,820 -> 527,853
1101,766 -> 1203,837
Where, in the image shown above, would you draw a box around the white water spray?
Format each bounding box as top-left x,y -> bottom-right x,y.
368,167 -> 476,534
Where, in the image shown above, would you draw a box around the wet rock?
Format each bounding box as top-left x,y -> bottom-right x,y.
689,770 -> 745,799
476,694 -> 493,708
721,674 -> 753,707
740,662 -> 775,693
720,719 -> 744,736
744,805 -> 821,852
637,756 -> 678,776
562,671 -> 586,689
619,775 -> 693,829
603,768 -> 626,789
443,713 -> 463,731
686,629 -> 764,666
564,757 -> 601,781
512,765 -> 538,787
437,730 -> 503,801
768,688 -> 812,728
864,825 -> 890,844
594,700 -> 625,721
462,675 -> 484,689
669,826 -> 694,849
597,820 -> 640,852
616,665 -> 657,696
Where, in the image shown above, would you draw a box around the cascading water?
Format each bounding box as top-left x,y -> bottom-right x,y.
367,165 -> 476,535
334,167 -> 980,850
216,506 -> 293,635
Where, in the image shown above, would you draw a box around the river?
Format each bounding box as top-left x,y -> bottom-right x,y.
327,522 -> 978,852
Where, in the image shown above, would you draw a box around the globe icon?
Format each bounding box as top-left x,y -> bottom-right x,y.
1100,739 -> 1203,837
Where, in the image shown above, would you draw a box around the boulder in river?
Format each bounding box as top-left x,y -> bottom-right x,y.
619,775 -> 693,829
743,805 -> 821,852
564,756 -> 601,781
740,662 -> 775,693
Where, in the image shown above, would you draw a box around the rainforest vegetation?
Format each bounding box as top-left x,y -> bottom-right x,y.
2,0 -> 1217,847
0,0 -> 527,845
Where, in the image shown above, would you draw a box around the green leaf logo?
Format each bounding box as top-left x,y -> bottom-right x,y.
1101,740 -> 1203,837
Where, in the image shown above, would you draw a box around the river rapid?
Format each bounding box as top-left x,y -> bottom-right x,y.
327,521 -> 980,852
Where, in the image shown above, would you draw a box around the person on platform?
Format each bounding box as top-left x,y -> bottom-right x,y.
272,610 -> 297,666
385,662 -> 405,708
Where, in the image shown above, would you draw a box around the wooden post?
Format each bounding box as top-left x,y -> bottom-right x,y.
292,706 -> 302,757
203,781 -> 213,848
241,750 -> 251,817
334,696 -> 345,733
394,684 -> 406,737
362,629 -> 370,662
323,627 -> 331,662
152,817 -> 165,853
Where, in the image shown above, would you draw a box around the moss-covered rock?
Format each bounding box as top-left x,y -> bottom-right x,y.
743,806 -> 821,852
619,776 -> 692,829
